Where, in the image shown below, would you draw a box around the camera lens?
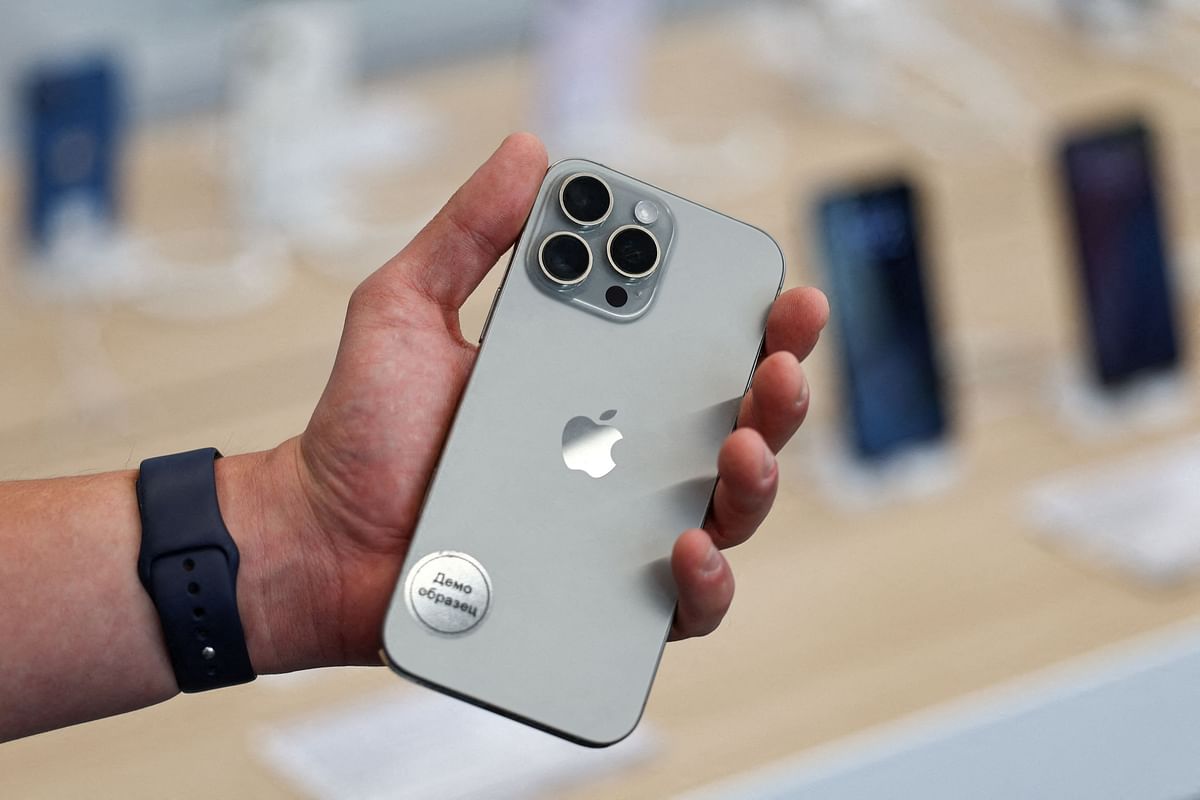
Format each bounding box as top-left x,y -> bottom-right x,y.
607,225 -> 660,279
559,173 -> 613,226
538,231 -> 592,286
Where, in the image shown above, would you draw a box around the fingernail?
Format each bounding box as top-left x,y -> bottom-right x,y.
702,542 -> 722,575
762,445 -> 776,479
795,377 -> 809,411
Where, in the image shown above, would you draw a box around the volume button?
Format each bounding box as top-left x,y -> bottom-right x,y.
478,288 -> 501,343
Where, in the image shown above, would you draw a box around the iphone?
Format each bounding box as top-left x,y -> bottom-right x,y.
1058,119 -> 1183,389
23,57 -> 121,250
815,178 -> 949,461
381,159 -> 784,746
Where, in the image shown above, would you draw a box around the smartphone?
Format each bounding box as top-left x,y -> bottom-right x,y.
815,179 -> 949,462
1058,119 -> 1183,388
381,160 -> 784,746
22,57 -> 121,249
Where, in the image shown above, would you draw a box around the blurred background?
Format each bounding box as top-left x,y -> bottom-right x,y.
6,0 -> 1200,797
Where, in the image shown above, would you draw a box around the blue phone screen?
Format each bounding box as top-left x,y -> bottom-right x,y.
23,58 -> 120,249
1060,122 -> 1181,387
818,181 -> 947,460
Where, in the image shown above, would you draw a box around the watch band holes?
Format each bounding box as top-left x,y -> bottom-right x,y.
187,581 -> 200,595
195,626 -> 208,641
206,668 -> 217,677
182,558 -> 195,572
193,606 -> 206,620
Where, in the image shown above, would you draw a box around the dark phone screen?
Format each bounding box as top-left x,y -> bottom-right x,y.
818,181 -> 947,460
1060,122 -> 1181,388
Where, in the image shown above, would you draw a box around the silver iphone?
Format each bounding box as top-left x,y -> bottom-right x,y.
381,159 -> 784,746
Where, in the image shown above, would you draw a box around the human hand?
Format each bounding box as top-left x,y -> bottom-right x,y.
243,133 -> 828,668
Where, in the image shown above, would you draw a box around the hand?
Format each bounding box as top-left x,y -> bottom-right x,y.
263,133 -> 828,667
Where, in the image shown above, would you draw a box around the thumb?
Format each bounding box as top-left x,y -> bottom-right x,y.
378,132 -> 548,312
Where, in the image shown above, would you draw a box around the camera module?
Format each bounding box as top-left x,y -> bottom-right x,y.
559,173 -> 613,226
606,225 -> 660,279
538,231 -> 592,286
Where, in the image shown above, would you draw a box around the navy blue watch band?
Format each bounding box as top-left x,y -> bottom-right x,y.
136,448 -> 256,692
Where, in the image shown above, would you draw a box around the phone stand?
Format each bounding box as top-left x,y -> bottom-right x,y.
1003,0 -> 1158,54
130,229 -> 290,322
744,0 -> 1040,158
532,0 -> 651,159
1049,360 -> 1192,441
19,222 -> 146,438
1025,434 -> 1200,585
22,210 -> 146,305
802,427 -> 962,510
20,226 -> 291,454
226,3 -> 440,242
533,0 -> 781,195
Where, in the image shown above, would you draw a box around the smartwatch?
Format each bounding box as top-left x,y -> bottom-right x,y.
136,448 -> 256,692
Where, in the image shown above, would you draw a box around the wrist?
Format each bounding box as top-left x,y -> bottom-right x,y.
214,440 -> 343,673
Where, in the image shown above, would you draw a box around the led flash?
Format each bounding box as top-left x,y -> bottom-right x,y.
634,200 -> 660,225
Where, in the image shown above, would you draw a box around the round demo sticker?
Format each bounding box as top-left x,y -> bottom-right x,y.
404,551 -> 491,634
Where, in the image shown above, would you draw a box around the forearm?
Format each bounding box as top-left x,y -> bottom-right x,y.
0,467 -> 174,740
0,439 -> 339,742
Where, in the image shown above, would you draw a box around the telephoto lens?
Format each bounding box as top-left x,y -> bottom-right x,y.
559,173 -> 613,225
539,231 -> 592,286
607,225 -> 660,279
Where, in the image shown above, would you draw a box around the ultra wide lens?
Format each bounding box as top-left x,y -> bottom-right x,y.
539,232 -> 592,286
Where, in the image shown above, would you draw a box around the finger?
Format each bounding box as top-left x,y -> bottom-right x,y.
388,132 -> 549,310
706,427 -> 778,549
766,286 -> 830,362
669,529 -> 735,640
736,351 -> 810,452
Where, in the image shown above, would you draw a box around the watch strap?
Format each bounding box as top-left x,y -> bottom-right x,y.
136,448 -> 256,692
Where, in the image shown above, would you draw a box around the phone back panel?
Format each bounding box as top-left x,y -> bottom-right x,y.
382,159 -> 784,746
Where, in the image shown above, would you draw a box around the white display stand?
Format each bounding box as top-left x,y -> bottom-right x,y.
1057,0 -> 1157,51
1026,435 -> 1200,584
804,428 -> 962,510
226,1 -> 440,272
746,0 -> 1040,157
22,221 -> 146,306
531,0 -> 653,160
531,0 -> 783,197
18,216 -> 142,434
22,202 -> 291,323
1048,359 -> 1192,441
131,229 -> 290,321
255,687 -> 657,800
1002,0 -> 1200,76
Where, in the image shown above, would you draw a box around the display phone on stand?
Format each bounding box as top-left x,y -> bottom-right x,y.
1058,119 -> 1183,391
815,179 -> 949,464
23,57 -> 120,252
381,161 -> 784,746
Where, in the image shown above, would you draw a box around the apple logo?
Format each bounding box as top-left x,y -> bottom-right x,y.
562,409 -> 623,478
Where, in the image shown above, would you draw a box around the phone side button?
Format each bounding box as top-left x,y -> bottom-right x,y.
478,288 -> 501,343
